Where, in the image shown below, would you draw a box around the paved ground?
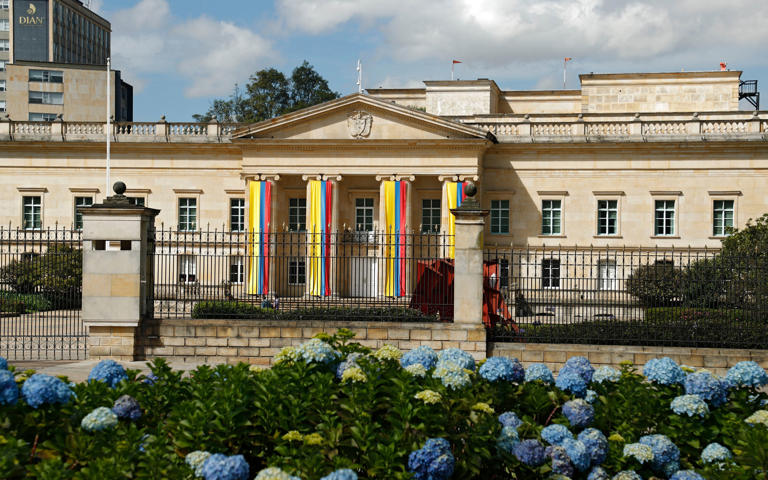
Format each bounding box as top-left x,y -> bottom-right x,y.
11,359 -> 216,382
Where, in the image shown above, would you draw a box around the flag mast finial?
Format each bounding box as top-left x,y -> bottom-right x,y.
356,59 -> 362,94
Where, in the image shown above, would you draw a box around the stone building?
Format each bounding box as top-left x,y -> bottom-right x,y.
0,70 -> 765,302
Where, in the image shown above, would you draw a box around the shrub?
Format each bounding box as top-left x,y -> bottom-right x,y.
191,301 -> 274,319
0,246 -> 81,309
625,263 -> 681,307
0,254 -> 38,294
0,292 -> 53,313
191,302 -> 439,322
0,296 -> 26,314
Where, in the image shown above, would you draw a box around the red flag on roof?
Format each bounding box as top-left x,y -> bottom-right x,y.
452,60 -> 462,64
720,62 -> 727,71
565,57 -> 573,62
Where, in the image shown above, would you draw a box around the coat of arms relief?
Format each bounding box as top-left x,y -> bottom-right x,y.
347,111 -> 373,139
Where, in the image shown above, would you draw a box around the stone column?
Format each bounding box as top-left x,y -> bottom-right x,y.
80,182 -> 159,361
450,182 -> 488,353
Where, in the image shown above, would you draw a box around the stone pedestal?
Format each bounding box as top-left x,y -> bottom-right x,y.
80,182 -> 159,360
450,182 -> 489,359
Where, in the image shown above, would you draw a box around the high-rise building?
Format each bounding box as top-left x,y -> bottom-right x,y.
0,0 -> 131,121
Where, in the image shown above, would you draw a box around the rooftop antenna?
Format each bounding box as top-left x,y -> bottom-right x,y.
563,57 -> 572,89
356,59 -> 362,94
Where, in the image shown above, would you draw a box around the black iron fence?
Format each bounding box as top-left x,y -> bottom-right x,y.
149,227 -> 455,321
0,226 -> 86,360
484,245 -> 768,348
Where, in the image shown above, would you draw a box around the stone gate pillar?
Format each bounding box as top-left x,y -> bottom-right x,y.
450,181 -> 488,352
80,182 -> 159,361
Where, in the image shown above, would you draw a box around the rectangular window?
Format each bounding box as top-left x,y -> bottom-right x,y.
230,198 -> 245,232
0,60 -> 5,72
0,0 -> 9,9
29,70 -> 64,83
654,200 -> 675,236
29,91 -> 64,105
0,19 -> 8,31
421,199 -> 441,233
0,100 -> 5,112
289,198 -> 306,232
355,198 -> 374,232
178,198 -> 197,231
713,200 -> 734,236
73,196 -> 93,230
229,256 -> 244,284
0,39 -> 8,52
542,200 -> 562,235
178,255 -> 196,283
597,200 -> 618,235
29,113 -> 58,122
542,258 -> 560,289
0,80 -> 6,92
490,200 -> 510,234
598,259 -> 617,291
23,196 -> 42,230
289,259 -> 306,285
127,197 -> 145,206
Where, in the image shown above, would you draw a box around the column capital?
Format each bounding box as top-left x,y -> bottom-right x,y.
302,174 -> 342,182
241,174 -> 281,182
438,175 -> 480,182
375,174 -> 415,182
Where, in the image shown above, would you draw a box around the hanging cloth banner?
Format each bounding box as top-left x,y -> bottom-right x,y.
308,180 -> 333,296
247,180 -> 271,295
445,181 -> 467,259
384,180 -> 407,297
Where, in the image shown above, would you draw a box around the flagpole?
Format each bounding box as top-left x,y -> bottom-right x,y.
563,58 -> 566,89
451,61 -> 454,81
106,57 -> 111,194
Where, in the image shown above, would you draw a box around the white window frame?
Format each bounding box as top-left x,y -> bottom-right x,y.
29,91 -> 64,105
0,100 -> 5,112
73,196 -> 93,230
712,199 -> 735,237
0,80 -> 5,92
0,0 -> 9,9
288,198 -> 306,232
421,198 -> 441,233
288,258 -> 306,285
178,255 -> 197,284
229,198 -> 245,232
29,69 -> 64,84
29,112 -> 58,122
354,197 -> 375,232
597,259 -> 618,291
594,194 -> 622,237
177,197 -> 198,231
653,199 -> 676,237
0,19 -> 8,31
541,258 -> 560,289
0,39 -> 8,52
0,60 -> 5,72
22,196 -> 42,230
490,199 -> 510,235
541,199 -> 563,236
229,256 -> 244,284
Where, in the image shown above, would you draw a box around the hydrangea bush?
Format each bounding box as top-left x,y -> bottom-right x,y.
1,340 -> 768,479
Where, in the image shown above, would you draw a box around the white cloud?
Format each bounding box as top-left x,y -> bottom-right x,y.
275,0 -> 768,73
110,0 -> 274,97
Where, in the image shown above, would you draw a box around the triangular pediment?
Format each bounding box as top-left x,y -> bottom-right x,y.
231,94 -> 492,141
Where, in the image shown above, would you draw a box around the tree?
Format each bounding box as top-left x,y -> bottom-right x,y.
193,61 -> 340,124
626,263 -> 681,307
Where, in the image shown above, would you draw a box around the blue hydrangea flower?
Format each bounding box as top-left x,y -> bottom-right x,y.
561,356 -> 595,383
112,394 -> 142,421
432,361 -> 472,390
186,451 -> 212,477
143,373 -> 159,385
296,339 -> 339,365
546,445 -> 574,477
671,394 -> 709,417
639,434 -> 680,476
0,370 -> 18,405
643,357 -> 685,385
21,373 -> 72,408
701,442 -> 732,464
81,406 -> 119,432
88,359 -> 128,388
563,399 -> 595,429
541,424 -> 573,445
623,443 -> 654,463
0,357 -> 7,370
726,361 -> 768,388
408,438 -> 455,480
587,466 -> 610,480
513,439 -> 547,466
200,454 -> 249,480
585,389 -> 598,404
556,370 -> 588,398
578,428 -> 608,466
401,345 -> 438,370
436,348 -> 475,371
319,469 -> 357,480
612,472 -> 642,480
496,426 -> 519,454
336,353 -> 362,379
478,356 -> 524,382
525,363 -> 554,383
669,471 -> 705,480
498,411 -> 523,429
592,366 -> 621,384
254,468 -> 301,480
561,438 -> 590,471
684,371 -> 729,407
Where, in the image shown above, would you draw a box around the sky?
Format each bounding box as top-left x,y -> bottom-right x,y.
91,0 -> 768,122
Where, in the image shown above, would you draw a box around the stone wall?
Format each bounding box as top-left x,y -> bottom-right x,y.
138,319 -> 487,365
490,342 -> 768,377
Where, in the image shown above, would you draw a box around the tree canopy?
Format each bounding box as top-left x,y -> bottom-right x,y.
193,61 -> 340,124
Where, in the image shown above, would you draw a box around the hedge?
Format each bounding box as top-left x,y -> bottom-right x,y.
191,301 -> 439,322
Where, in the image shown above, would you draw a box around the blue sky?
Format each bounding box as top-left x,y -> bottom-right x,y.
95,0 -> 768,122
